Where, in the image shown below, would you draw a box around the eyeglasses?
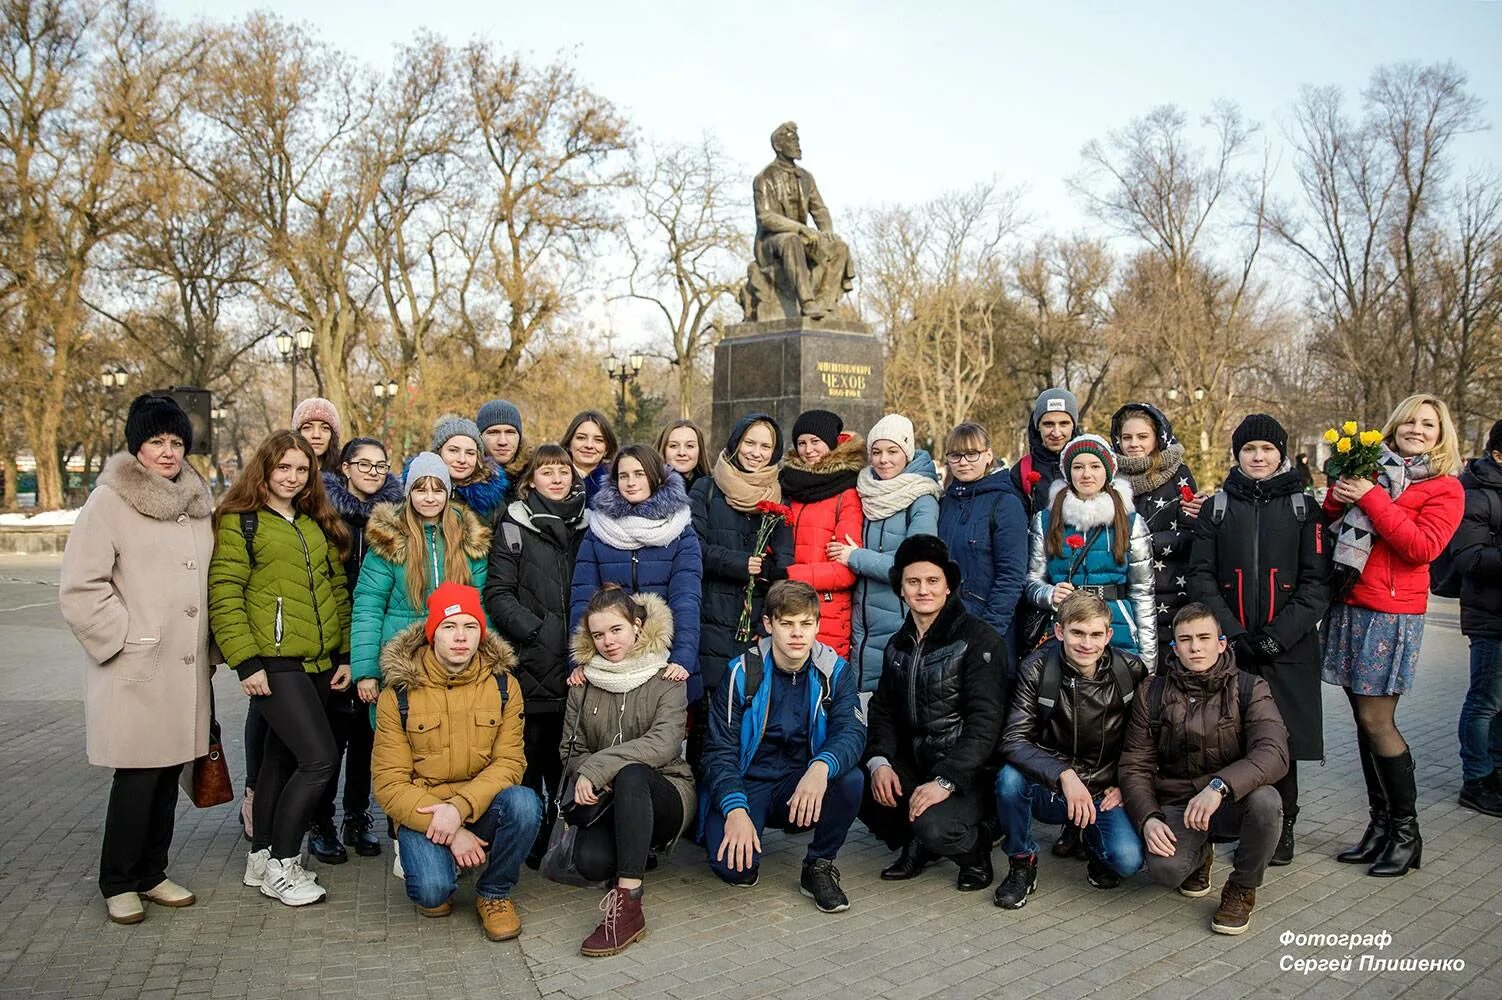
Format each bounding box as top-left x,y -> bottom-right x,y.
349,460 -> 391,475
944,450 -> 987,464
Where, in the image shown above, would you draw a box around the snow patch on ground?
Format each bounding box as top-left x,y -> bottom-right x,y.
0,509 -> 80,526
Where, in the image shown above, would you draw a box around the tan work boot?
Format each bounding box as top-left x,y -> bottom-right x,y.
415,899 -> 452,918
1211,881 -> 1256,935
476,896 -> 521,941
1177,845 -> 1214,898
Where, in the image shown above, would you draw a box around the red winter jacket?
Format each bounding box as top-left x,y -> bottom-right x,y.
1324,474 -> 1464,615
780,435 -> 866,656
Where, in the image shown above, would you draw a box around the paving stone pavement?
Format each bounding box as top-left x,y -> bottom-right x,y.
0,552 -> 1498,999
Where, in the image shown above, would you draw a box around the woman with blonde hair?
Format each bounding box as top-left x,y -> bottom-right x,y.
1322,394 -> 1464,878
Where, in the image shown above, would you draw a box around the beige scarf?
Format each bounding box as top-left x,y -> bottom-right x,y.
711,451 -> 782,512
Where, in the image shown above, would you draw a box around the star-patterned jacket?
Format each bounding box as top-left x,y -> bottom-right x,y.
1125,452 -> 1198,638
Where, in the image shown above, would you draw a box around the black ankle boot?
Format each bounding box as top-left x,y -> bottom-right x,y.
1338,736 -> 1390,864
342,811 -> 382,857
308,817 -> 348,864
1269,813 -> 1296,867
955,843 -> 994,892
880,841 -> 932,881
1368,750 -> 1422,878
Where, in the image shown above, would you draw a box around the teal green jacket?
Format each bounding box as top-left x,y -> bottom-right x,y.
208,508 -> 351,679
350,502 -> 492,684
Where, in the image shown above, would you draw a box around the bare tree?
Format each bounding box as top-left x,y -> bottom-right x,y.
0,0 -> 195,508
621,138 -> 746,418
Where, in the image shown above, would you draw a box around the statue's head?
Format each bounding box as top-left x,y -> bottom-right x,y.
771,121 -> 802,161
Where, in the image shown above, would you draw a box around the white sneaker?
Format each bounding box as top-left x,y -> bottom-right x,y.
260,856 -> 327,906
243,849 -> 270,888
392,840 -> 404,880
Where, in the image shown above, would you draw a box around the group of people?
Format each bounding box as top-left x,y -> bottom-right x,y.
58,382 -> 1498,953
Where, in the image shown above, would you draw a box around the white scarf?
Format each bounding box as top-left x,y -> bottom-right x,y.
582,649 -> 667,694
586,504 -> 690,551
857,465 -> 941,521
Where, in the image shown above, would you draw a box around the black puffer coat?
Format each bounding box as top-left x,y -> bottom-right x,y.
1001,642 -> 1146,794
689,476 -> 794,693
865,595 -> 1008,791
1455,455 -> 1502,638
1186,466 -> 1331,760
1111,403 -> 1198,637
482,498 -> 585,713
322,470 -> 404,590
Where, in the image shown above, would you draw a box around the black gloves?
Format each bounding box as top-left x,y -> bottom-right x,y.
1249,632 -> 1282,659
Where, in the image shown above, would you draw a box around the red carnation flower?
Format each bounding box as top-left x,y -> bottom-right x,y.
1066,533 -> 1086,549
1025,470 -> 1042,488
1179,485 -> 1196,503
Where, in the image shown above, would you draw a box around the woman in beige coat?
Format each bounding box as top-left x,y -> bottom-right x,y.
59,395 -> 214,925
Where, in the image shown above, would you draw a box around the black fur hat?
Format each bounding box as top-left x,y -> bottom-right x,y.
124,393 -> 193,455
888,533 -> 962,595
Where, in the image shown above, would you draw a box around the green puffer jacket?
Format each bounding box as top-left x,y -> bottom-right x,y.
208,509 -> 352,679
350,502 -> 492,685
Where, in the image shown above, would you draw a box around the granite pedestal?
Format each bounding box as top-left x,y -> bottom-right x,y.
711,319 -> 884,449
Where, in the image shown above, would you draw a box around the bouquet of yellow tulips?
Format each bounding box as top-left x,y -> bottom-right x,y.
1322,420 -> 1385,480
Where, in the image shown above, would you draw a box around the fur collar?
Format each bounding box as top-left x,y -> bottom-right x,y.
570,591 -> 674,667
1048,476 -> 1134,530
452,460 -> 508,517
96,452 -> 213,521
378,621 -> 518,691
364,501 -> 492,563
780,433 -> 867,477
322,470 -> 404,522
590,469 -> 690,521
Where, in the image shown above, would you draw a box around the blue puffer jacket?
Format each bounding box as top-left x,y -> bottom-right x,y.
938,467 -> 1029,647
699,638 -> 865,832
569,471 -> 704,701
848,450 -> 941,691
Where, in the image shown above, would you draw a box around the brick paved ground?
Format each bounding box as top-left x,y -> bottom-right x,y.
1,552 -> 1498,999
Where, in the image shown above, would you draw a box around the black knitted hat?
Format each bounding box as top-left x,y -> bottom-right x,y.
1231,413 -> 1287,461
124,393 -> 193,455
888,533 -> 962,595
791,409 -> 843,451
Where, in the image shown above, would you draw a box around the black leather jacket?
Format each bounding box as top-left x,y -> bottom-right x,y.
1001,643 -> 1145,795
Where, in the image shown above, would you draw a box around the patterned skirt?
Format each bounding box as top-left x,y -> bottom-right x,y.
1320,603 -> 1426,696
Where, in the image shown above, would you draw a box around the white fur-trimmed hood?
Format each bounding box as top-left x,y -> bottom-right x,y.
1048,476 -> 1135,530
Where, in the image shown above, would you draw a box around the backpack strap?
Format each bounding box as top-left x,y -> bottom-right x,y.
1208,492 -> 1228,526
1036,654 -> 1062,713
741,648 -> 765,707
1146,675 -> 1168,744
397,672 -> 508,731
501,522 -> 523,555
1289,493 -> 1309,523
1107,654 -> 1137,708
240,511 -> 259,568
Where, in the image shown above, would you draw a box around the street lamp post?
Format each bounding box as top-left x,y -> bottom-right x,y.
210,401 -> 232,489
604,352 -> 644,433
372,378 -> 399,452
100,365 -> 129,455
274,326 -> 315,415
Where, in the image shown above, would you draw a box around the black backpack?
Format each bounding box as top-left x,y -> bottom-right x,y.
1035,650 -> 1138,717
1206,490 -> 1310,526
734,648 -> 833,714
1145,670 -> 1258,752
1431,489 -> 1499,599
396,673 -> 510,729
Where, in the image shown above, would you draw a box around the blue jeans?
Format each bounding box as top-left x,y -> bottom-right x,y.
1459,636 -> 1502,782
396,785 -> 542,907
705,767 -> 864,882
994,764 -> 1143,876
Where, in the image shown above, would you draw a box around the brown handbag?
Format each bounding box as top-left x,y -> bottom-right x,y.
180,713 -> 234,808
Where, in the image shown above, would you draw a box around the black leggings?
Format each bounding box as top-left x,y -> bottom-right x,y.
523,711 -> 565,851
244,699 -> 267,789
573,763 -> 684,882
251,668 -> 336,858
315,692 -> 374,823
1274,760 -> 1299,818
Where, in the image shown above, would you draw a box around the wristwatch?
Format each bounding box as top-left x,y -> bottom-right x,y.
1208,777 -> 1231,798
933,776 -> 957,793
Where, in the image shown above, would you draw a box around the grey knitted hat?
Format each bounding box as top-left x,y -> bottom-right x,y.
431,416 -> 482,453
404,451 -> 452,496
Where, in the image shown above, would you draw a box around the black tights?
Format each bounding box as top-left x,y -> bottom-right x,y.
1273,760 -> 1298,818
523,710 -> 565,852
1347,689 -> 1407,757
314,694 -> 374,824
573,763 -> 684,882
251,668 -> 336,858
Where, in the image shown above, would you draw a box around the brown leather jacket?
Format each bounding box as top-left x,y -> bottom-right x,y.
1001,644 -> 1146,795
1118,650 -> 1289,830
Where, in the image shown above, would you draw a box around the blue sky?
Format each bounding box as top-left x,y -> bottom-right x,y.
157,0 -> 1500,235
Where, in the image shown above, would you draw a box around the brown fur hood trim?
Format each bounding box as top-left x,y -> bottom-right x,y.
569,591 -> 674,667
97,451 -> 213,521
364,500 -> 492,563
781,433 -> 866,476
379,621 -> 518,690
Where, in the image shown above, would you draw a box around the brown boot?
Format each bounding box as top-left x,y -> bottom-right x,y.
580,886 -> 646,957
476,896 -> 521,941
1211,881 -> 1256,935
1178,844 -> 1214,898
